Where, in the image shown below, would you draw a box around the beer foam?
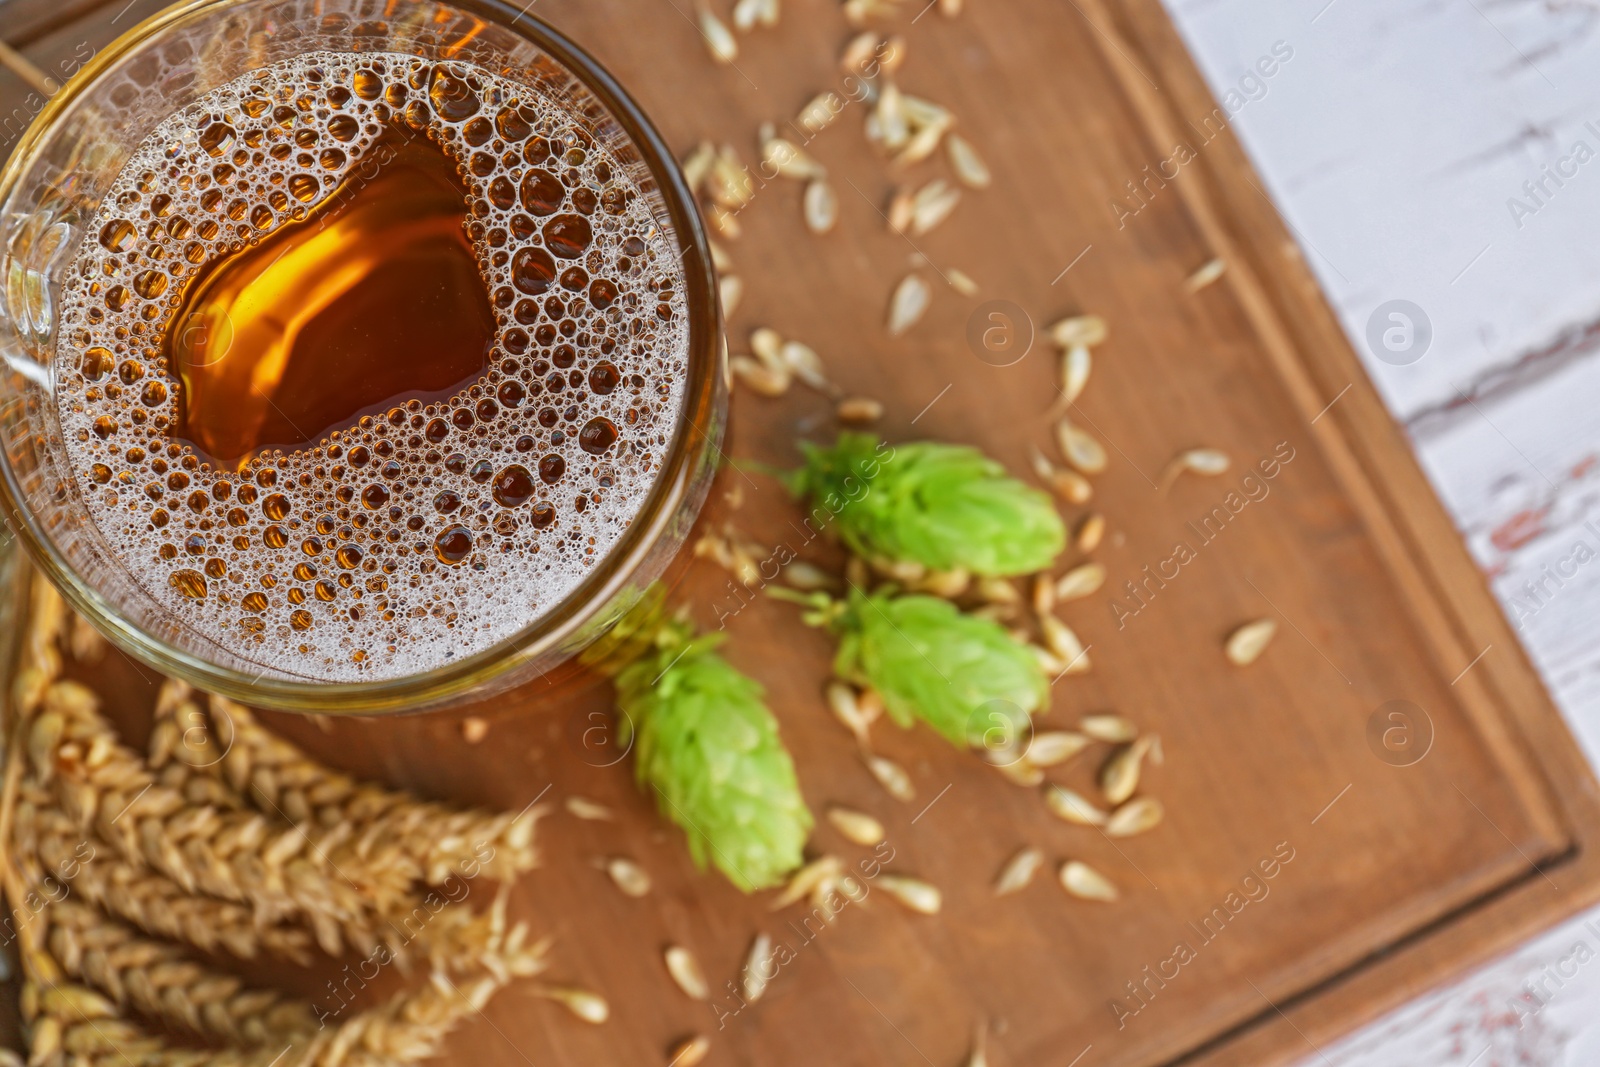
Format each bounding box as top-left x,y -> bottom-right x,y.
55,53 -> 689,682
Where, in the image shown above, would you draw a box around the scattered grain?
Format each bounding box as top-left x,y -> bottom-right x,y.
1079,714 -> 1138,743
877,874 -> 942,914
665,946 -> 709,1000
865,752 -> 915,801
1054,562 -> 1106,601
534,985 -> 610,1024
730,355 -> 790,397
682,141 -> 717,193
804,179 -> 839,234
1026,731 -> 1092,767
993,847 -> 1045,895
698,8 -> 739,63
771,855 -> 844,909
946,133 -> 991,188
1040,615 -> 1089,672
1043,784 -> 1108,826
827,682 -> 877,747
1059,860 -> 1119,902
1099,736 -> 1154,805
827,807 -> 886,846
1031,574 -> 1056,617
782,561 -> 836,591
836,396 -> 884,424
910,178 -> 961,235
1047,314 -> 1108,348
947,268 -> 980,296
879,195 -> 915,243
879,35 -> 908,74
605,857 -> 652,898
798,92 -> 842,135
1055,418 -> 1108,475
1159,447 -> 1231,489
888,273 -> 931,336
1185,257 -> 1227,292
718,274 -> 743,318
742,932 -> 774,1002
1060,344 -> 1091,406
977,577 -> 1019,604
995,758 -> 1045,787
1106,796 -> 1164,837
763,135 -> 826,180
1030,448 -> 1093,504
1225,618 -> 1277,666
841,30 -> 882,72
1075,512 -> 1106,552
565,796 -> 615,821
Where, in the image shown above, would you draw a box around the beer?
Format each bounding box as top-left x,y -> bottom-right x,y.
55,53 -> 690,681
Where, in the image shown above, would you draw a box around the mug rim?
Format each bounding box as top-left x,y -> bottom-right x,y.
0,0 -> 723,712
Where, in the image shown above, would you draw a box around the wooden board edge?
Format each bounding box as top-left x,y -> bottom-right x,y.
1077,0 -> 1600,1061
1073,0 -> 1582,858
1175,845 -> 1600,1066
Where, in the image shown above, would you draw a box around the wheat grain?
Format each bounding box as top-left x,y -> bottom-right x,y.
1075,513 -> 1106,552
1059,860 -> 1118,902
1047,314 -> 1108,348
1079,714 -> 1138,743
1106,797 -> 1164,837
664,946 -> 709,1000
804,179 -> 839,233
993,847 -> 1044,895
1185,258 -> 1226,292
1225,619 -> 1278,666
698,7 -> 738,63
876,874 -> 941,914
946,133 -> 990,188
719,274 -> 744,318
533,984 -> 610,1023
826,807 -> 885,846
742,932 -> 774,1002
888,274 -> 931,336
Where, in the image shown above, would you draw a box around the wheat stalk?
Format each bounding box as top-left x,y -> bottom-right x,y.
206,695 -> 542,885
42,892 -> 319,1045
3,573 -> 550,1067
15,785 -> 314,963
30,679 -> 415,955
23,916 -> 543,1067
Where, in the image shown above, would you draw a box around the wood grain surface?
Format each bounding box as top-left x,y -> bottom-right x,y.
4,0 -> 1600,1066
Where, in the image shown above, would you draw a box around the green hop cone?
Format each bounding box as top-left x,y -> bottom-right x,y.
785,586 -> 1050,748
615,630 -> 813,893
785,432 -> 1067,577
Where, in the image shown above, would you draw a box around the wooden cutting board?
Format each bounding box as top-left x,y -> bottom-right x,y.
5,0 -> 1600,1065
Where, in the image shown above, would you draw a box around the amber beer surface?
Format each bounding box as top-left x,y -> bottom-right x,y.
172,132 -> 496,468
55,54 -> 690,681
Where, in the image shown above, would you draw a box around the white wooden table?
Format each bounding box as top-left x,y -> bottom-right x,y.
1159,0 -> 1600,1062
